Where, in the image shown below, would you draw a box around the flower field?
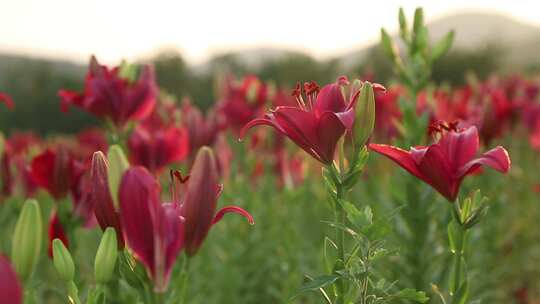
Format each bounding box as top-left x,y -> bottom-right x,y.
1,7 -> 539,304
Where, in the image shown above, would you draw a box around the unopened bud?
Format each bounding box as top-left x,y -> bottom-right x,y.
52,239 -> 75,282
354,82 -> 376,148
94,228 -> 118,284
11,199 -> 42,281
107,145 -> 129,210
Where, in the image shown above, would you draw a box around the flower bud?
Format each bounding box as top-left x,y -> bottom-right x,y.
354,82 -> 376,148
52,238 -> 75,282
11,199 -> 42,281
94,228 -> 118,284
107,145 -> 129,210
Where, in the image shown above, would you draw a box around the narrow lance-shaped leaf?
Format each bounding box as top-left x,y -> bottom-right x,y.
431,30 -> 455,62
380,29 -> 399,64
398,7 -> 409,43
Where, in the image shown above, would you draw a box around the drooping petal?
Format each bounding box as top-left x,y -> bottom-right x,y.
0,255 -> 22,304
368,144 -> 425,180
457,146 -> 511,178
182,147 -> 220,256
212,205 -> 255,225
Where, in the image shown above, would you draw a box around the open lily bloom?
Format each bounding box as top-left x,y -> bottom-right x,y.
0,256 -> 22,304
241,77 -> 364,164
181,147 -> 254,256
127,124 -> 189,174
369,123 -> 511,201
119,167 -> 184,292
59,56 -> 157,129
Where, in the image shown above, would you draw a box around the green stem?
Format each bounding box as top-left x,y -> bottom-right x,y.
178,258 -> 191,304
66,281 -> 82,304
335,181 -> 346,304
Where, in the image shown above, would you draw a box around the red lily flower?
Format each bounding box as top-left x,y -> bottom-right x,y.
240,77 -> 360,164
75,128 -> 108,161
181,147 -> 254,256
0,255 -> 22,304
374,86 -> 403,140
59,56 -> 157,128
119,167 -> 184,292
0,92 -> 14,109
127,124 -> 189,174
369,123 -> 511,201
219,75 -> 268,129
30,146 -> 82,200
48,210 -> 69,258
181,99 -> 221,154
90,151 -> 124,248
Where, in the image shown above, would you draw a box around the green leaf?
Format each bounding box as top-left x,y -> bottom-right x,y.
342,201 -> 372,230
431,30 -> 454,62
380,28 -> 399,63
299,275 -> 340,293
412,7 -> 424,34
398,7 -> 409,43
451,281 -> 469,304
395,288 -> 429,303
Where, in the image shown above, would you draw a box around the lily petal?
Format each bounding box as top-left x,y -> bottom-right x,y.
0,256 -> 22,304
212,205 -> 255,225
368,144 -> 425,180
458,146 -> 511,177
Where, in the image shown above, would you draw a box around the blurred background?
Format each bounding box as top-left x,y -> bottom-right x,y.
1,0 -> 539,135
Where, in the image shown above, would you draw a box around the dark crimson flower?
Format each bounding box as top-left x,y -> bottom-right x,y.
127,124 -> 189,174
75,128 -> 108,160
59,56 -> 157,128
181,99 -> 221,154
30,146 -> 83,200
0,255 -> 22,304
119,166 -> 184,292
0,92 -> 14,109
369,124 -> 511,201
275,149 -> 305,189
374,86 -> 403,140
48,210 -> 69,258
181,147 -> 253,256
219,75 -> 268,129
241,77 -> 361,164
90,151 -> 124,248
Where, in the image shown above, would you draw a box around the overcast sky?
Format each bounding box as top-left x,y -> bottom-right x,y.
0,0 -> 539,65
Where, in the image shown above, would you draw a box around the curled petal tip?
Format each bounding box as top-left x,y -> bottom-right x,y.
212,205 -> 254,226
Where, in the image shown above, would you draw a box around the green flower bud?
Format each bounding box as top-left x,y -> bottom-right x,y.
354,82 -> 376,148
107,145 -> 129,210
0,132 -> 5,157
94,227 -> 118,284
11,199 -> 42,281
52,239 -> 75,282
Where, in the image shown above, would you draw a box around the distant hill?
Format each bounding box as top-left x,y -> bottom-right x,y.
1,11 -> 540,79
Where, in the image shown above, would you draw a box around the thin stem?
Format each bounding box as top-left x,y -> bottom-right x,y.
335,182 -> 346,304
178,258 -> 191,304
